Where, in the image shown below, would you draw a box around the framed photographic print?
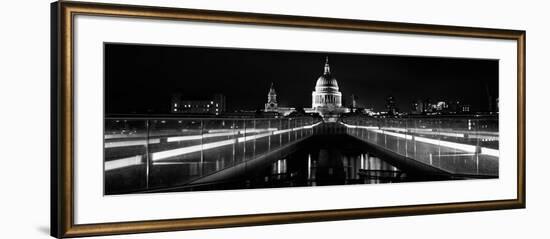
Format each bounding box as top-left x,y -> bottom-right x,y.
51,1 -> 526,238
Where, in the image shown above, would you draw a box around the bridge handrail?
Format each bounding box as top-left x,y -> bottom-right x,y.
341,117 -> 499,177
104,116 -> 322,194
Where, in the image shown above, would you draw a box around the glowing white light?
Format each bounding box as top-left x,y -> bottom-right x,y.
307,154 -> 311,179
380,127 -> 465,138
274,129 -> 292,135
151,122 -> 321,161
467,134 -> 499,141
208,129 -> 236,133
414,135 -> 477,152
303,122 -> 322,129
240,128 -> 277,134
439,153 -> 476,157
340,123 -> 377,130
166,131 -> 240,142
381,127 -> 408,132
105,155 -> 142,171
382,131 -> 413,140
152,138 -> 235,161
344,123 -> 498,156
152,162 -> 194,165
166,135 -> 202,142
416,131 -> 464,138
237,132 -> 273,143
104,139 -> 160,148
481,147 -> 499,157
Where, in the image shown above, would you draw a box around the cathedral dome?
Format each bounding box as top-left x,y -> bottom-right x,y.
312,56 -> 343,110
314,57 -> 339,91
315,75 -> 339,89
311,56 -> 346,119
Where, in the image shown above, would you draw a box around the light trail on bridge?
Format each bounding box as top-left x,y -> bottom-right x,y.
341,122 -> 499,158
104,122 -> 321,171
151,122 -> 320,162
104,139 -> 161,148
104,155 -> 143,171
105,120 -> 496,173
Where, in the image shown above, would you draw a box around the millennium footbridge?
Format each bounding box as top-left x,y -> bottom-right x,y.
104,116 -> 498,194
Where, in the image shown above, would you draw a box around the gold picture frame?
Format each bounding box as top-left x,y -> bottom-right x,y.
51,1 -> 525,237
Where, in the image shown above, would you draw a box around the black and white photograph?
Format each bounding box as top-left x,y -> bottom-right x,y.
104,43 -> 499,195
3,0 -> 541,238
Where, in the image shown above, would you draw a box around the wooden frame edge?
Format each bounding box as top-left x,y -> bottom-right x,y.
517,31 -> 526,208
50,2 -> 60,238
63,199 -> 523,237
53,1 -> 527,237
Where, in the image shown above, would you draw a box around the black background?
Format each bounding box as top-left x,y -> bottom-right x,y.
105,43 -> 498,115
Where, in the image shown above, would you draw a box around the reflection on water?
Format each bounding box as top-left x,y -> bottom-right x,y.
248,145 -> 406,189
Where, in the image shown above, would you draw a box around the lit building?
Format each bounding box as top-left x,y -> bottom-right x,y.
362,108 -> 375,116
413,99 -> 473,115
435,101 -> 449,112
385,95 -> 398,115
171,94 -> 226,115
445,100 -> 472,114
411,99 -> 424,115
305,57 -> 349,121
461,104 -> 471,113
264,83 -> 295,116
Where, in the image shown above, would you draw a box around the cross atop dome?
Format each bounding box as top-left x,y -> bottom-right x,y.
324,56 -> 331,75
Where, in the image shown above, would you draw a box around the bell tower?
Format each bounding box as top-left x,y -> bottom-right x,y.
265,82 -> 278,111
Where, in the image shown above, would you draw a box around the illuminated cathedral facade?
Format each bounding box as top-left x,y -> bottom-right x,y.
305,57 -> 349,121
264,57 -> 349,120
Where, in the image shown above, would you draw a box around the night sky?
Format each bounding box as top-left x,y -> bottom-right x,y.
105,43 -> 498,115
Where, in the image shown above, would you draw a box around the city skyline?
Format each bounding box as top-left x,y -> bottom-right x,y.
104,43 -> 500,196
105,43 -> 498,115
